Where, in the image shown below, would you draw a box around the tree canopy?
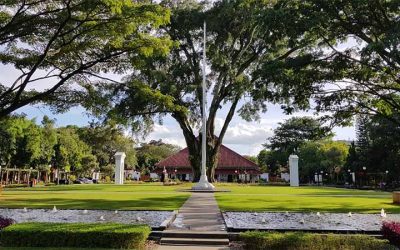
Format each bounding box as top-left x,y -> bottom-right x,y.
0,0 -> 171,117
136,139 -> 181,171
265,117 -> 333,154
81,0 -> 320,181
252,0 -> 400,125
0,115 -> 137,179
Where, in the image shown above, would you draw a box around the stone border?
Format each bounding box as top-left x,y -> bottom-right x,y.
222,211 -> 400,235
157,210 -> 178,230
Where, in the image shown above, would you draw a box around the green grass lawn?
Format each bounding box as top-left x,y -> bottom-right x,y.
2,183 -> 399,213
0,183 -> 191,210
215,184 -> 400,213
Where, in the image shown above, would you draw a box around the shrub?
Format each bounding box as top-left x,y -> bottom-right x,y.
104,176 -> 111,183
240,231 -> 395,250
382,221 -> 400,247
69,174 -> 77,183
0,216 -> 14,230
0,222 -> 151,249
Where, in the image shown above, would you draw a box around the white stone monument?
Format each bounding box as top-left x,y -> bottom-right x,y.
351,172 -> 356,183
289,154 -> 299,187
114,152 -> 126,185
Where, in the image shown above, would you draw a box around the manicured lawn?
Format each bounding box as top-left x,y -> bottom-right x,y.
215,184 -> 400,213
0,183 -> 191,210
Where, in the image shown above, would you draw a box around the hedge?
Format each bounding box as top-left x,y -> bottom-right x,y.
0,222 -> 151,249
240,231 -> 396,250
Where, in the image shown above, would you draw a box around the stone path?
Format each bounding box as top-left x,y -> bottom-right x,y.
169,192 -> 226,231
157,192 -> 229,249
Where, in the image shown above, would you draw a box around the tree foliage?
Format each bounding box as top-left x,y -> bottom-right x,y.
0,115 -> 137,178
298,140 -> 349,183
82,0 -> 320,181
252,0 -> 400,125
0,0 -> 171,117
136,139 -> 181,171
265,117 -> 333,153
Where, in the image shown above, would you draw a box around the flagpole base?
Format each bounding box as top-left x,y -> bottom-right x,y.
192,175 -> 215,191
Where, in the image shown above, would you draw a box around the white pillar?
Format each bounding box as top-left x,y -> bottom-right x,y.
115,152 -> 126,185
289,154 -> 299,187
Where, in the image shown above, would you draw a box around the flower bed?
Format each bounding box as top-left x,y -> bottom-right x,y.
382,221 -> 400,247
0,216 -> 14,230
0,222 -> 151,249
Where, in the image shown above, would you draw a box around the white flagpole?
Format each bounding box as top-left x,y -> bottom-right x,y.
193,22 -> 215,191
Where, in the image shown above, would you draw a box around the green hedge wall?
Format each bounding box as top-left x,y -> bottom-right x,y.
240,231 -> 396,250
0,222 -> 151,249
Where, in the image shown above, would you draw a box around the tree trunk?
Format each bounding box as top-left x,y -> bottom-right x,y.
183,132 -> 221,182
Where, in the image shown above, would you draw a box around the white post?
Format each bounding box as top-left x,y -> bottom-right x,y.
115,152 -> 126,185
192,22 -> 214,191
351,172 -> 356,183
289,154 -> 299,187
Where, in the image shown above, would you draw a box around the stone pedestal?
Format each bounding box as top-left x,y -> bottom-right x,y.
115,152 -> 126,185
289,154 -> 299,187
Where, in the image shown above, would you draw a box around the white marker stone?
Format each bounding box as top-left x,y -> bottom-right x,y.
115,152 -> 126,185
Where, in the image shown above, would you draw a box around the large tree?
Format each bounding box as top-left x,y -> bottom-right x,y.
252,0 -> 400,126
0,0 -> 171,117
83,0 -> 317,181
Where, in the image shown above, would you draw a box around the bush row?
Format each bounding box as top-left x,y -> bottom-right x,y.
240,231 -> 395,250
0,222 -> 151,249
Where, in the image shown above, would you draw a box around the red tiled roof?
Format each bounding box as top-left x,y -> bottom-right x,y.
155,144 -> 259,170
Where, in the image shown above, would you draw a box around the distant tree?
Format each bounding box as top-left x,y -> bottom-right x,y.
76,122 -> 137,170
345,141 -> 359,172
298,140 -> 348,183
79,154 -> 98,177
136,140 -> 181,171
265,117 -> 333,159
363,112 -> 400,179
11,118 -> 42,168
320,141 -> 349,173
53,127 -> 91,173
37,116 -> 57,167
355,115 -> 371,169
244,155 -> 258,164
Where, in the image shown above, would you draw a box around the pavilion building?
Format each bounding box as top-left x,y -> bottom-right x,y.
154,144 -> 261,182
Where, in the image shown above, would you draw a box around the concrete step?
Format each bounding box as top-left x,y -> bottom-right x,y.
160,237 -> 229,246
153,230 -> 228,239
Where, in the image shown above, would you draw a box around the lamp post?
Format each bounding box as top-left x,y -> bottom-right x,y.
235,170 -> 238,183
320,170 -> 324,185
362,166 -> 367,186
385,170 -> 389,184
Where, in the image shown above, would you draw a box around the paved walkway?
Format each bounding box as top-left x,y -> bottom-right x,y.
168,192 -> 226,231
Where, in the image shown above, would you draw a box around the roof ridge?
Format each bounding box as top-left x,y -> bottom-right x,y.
219,144 -> 258,167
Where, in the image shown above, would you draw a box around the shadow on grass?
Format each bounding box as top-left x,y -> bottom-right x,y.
0,196 -> 189,210
216,196 -> 400,213
5,183 -> 173,192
